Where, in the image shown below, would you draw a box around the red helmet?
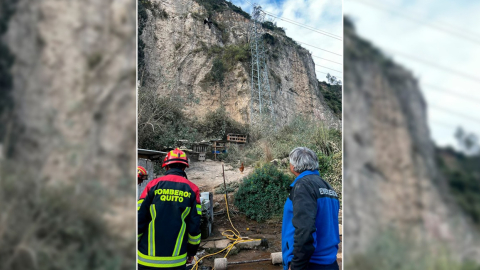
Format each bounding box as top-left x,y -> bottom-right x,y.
137,166 -> 148,178
162,148 -> 189,168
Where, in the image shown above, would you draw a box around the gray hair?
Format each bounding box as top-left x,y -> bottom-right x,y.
289,147 -> 319,173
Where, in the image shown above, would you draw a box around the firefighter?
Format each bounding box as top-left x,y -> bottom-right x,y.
137,148 -> 201,270
138,166 -> 148,199
138,166 -> 148,185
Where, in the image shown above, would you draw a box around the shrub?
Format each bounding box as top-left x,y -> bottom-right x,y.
223,44 -> 250,69
226,116 -> 342,202
193,0 -> 250,20
196,107 -> 248,140
215,181 -> 240,194
263,33 -> 276,45
138,87 -> 201,150
210,57 -> 226,86
235,163 -> 293,222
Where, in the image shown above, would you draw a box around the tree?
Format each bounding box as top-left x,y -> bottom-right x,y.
455,127 -> 480,155
326,73 -> 342,85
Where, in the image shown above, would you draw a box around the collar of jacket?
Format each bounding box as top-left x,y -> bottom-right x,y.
290,170 -> 320,187
165,168 -> 188,179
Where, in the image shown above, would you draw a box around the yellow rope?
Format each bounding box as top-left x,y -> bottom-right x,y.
190,193 -> 262,270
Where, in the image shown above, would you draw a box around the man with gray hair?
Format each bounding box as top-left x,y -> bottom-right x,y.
281,147 -> 340,270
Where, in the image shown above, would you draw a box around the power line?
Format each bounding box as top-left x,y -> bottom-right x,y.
375,0 -> 480,37
384,48 -> 480,85
316,69 -> 341,75
429,104 -> 480,123
312,55 -> 343,65
296,41 -> 343,56
422,83 -> 480,104
351,0 -> 480,46
430,120 -> 458,130
240,1 -> 343,56
263,11 -> 342,41
315,64 -> 342,73
242,0 -> 342,39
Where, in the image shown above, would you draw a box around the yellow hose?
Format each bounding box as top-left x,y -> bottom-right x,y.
190,193 -> 262,270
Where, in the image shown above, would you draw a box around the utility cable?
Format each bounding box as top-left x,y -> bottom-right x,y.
422,83 -> 480,104
350,0 -> 480,46
429,104 -> 480,123
315,64 -> 342,73
295,41 -> 342,56
312,55 -> 343,65
316,69 -> 342,76
243,0 -> 342,39
383,48 -> 480,85
263,11 -> 342,41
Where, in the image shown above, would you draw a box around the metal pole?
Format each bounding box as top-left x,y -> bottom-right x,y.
222,164 -> 229,209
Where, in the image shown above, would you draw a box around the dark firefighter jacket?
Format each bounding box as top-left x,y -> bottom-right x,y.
282,170 -> 340,270
138,169 -> 202,269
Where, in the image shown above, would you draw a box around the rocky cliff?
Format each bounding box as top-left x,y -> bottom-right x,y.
344,18 -> 480,262
1,0 -> 136,268
139,0 -> 340,129
5,0 -> 136,185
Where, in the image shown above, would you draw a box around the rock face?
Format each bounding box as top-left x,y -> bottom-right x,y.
5,0 -> 136,185
139,0 -> 340,129
2,0 -> 136,267
344,19 -> 480,261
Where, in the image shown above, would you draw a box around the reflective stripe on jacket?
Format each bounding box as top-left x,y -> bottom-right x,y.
138,169 -> 201,269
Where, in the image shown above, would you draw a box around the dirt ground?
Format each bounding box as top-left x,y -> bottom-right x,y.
186,160 -> 343,270
186,160 -> 254,191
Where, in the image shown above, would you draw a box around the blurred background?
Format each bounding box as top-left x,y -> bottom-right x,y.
344,0 -> 480,269
0,0 -> 136,269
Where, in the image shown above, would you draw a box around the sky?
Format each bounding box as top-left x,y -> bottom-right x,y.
229,0 -> 343,83
345,0 -> 480,148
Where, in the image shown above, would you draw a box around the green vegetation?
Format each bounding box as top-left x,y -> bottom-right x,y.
201,44 -> 250,89
138,88 -> 247,150
223,44 -> 250,68
261,21 -> 285,34
210,57 -> 226,86
318,80 -> 342,119
346,230 -> 480,270
138,1 -> 148,79
197,107 -> 248,139
235,163 -> 293,222
225,116 -> 342,204
436,147 -> 480,226
0,0 -> 17,146
215,181 -> 240,194
193,0 -> 250,19
138,87 -> 201,150
262,33 -> 276,45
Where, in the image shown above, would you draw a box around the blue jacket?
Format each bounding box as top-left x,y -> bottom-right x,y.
281,170 -> 340,270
